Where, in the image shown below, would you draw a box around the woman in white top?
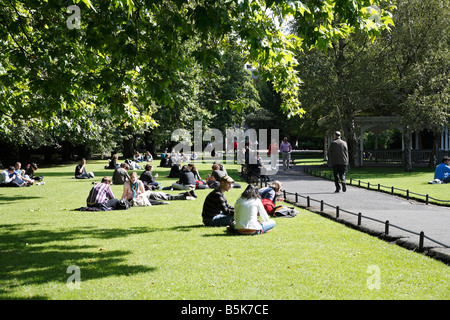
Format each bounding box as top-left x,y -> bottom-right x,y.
233,185 -> 276,235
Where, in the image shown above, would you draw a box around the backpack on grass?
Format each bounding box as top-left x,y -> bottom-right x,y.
272,205 -> 297,218
115,198 -> 131,210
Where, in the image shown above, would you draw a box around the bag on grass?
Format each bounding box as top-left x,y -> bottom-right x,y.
115,198 -> 131,210
273,205 -> 297,218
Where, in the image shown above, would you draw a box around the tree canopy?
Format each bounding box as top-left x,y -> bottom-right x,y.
0,0 -> 394,162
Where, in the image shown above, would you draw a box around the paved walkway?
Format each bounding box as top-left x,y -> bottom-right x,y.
269,164 -> 450,264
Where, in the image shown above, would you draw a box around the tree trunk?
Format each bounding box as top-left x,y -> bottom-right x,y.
403,127 -> 413,172
123,137 -> 135,159
429,131 -> 440,168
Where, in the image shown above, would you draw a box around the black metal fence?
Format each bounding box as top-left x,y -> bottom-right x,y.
252,177 -> 450,252
303,167 -> 450,206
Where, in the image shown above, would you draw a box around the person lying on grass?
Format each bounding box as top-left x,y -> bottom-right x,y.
232,184 -> 276,235
122,172 -> 196,206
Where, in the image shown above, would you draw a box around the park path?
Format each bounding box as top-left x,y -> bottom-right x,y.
268,163 -> 450,264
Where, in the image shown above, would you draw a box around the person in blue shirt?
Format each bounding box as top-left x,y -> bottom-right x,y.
434,156 -> 450,183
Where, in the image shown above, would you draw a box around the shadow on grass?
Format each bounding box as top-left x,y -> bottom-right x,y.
0,224 -> 157,299
0,195 -> 42,205
167,224 -> 205,232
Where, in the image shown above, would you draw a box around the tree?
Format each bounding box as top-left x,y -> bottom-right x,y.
290,0 -> 449,171
0,0 -> 394,164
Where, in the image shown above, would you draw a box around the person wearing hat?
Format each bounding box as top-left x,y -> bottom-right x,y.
202,175 -> 235,227
328,131 -> 349,193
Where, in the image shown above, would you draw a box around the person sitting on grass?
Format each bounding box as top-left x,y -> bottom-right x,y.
232,184 -> 276,235
202,175 -> 235,227
159,153 -> 172,168
143,151 -> 153,162
172,165 -> 196,190
86,176 -> 118,210
134,150 -> 144,163
140,163 -> 160,190
259,181 -> 284,215
112,163 -> 130,185
105,153 -> 120,169
122,172 -> 145,202
11,162 -> 34,186
0,166 -> 22,187
207,164 -> 241,189
25,163 -> 43,182
432,156 -> 450,184
75,158 -> 94,179
166,159 -> 181,178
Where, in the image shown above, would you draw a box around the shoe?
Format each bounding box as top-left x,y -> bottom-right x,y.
342,184 -> 346,192
334,189 -> 340,193
185,196 -> 196,200
189,190 -> 197,198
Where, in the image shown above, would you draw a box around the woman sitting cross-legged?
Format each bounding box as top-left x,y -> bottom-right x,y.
232,184 -> 276,235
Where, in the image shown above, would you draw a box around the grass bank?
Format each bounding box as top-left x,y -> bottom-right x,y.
0,160 -> 449,299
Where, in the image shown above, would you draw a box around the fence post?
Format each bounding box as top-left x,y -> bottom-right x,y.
426,194 -> 429,205
419,231 -> 424,251
307,196 -> 310,207
385,220 -> 389,235
320,200 -> 324,212
357,212 -> 362,226
350,178 -> 352,185
368,182 -> 370,190
295,192 -> 298,203
336,206 -> 339,218
391,186 -> 394,195
406,190 -> 409,200
283,190 -> 286,199
378,183 -> 380,191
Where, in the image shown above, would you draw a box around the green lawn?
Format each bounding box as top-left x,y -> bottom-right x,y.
0,160 -> 449,300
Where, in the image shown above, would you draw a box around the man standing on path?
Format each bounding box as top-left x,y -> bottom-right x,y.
329,131 -> 349,193
280,137 -> 292,171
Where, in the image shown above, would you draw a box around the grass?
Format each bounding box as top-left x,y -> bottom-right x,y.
0,159 -> 449,300
295,157 -> 450,205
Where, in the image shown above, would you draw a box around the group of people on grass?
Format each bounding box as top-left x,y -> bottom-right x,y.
202,177 -> 283,235
0,162 -> 44,187
81,150 -> 283,235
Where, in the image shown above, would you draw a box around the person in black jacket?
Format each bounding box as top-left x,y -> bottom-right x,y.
172,165 -> 196,190
202,175 -> 235,227
328,131 -> 349,193
140,164 -> 160,190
